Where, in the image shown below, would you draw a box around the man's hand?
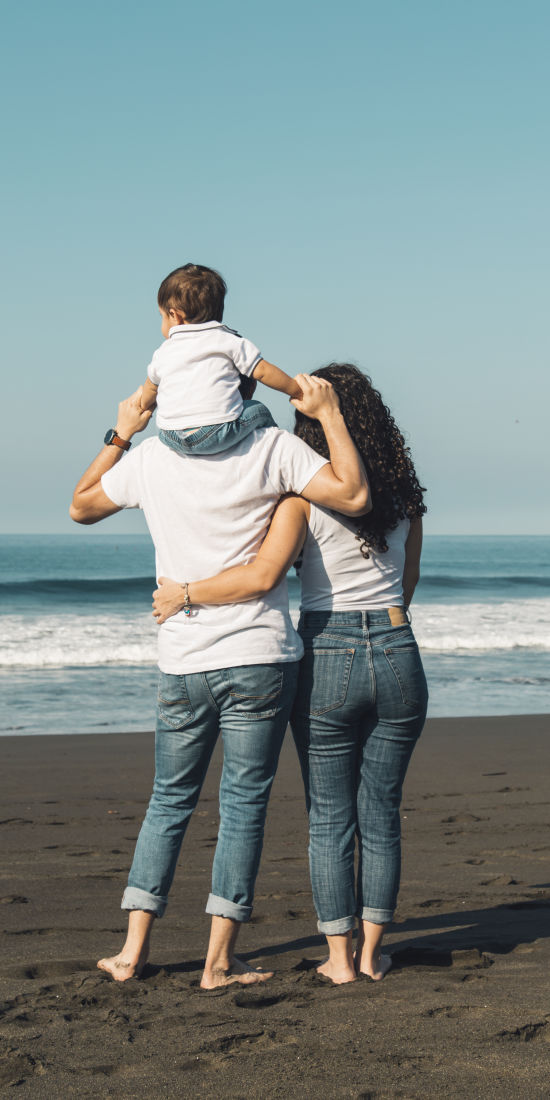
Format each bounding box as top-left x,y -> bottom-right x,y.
116,387 -> 153,440
70,388 -> 153,525
152,577 -> 187,625
290,374 -> 340,420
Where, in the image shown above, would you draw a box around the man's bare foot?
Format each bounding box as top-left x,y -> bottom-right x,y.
317,957 -> 357,985
357,952 -> 392,981
97,950 -> 148,982
200,956 -> 274,989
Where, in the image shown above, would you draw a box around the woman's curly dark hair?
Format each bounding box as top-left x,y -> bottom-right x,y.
294,364 -> 427,556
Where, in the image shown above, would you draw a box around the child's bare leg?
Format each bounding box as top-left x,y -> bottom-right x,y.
97,910 -> 155,981
317,930 -> 356,984
355,919 -> 391,980
200,915 -> 274,989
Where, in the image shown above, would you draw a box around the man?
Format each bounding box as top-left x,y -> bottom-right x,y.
70,374 -> 369,987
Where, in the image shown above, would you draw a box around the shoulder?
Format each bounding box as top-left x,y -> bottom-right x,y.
260,427 -> 316,454
250,426 -> 317,461
151,340 -> 169,359
116,436 -> 160,471
148,341 -> 170,375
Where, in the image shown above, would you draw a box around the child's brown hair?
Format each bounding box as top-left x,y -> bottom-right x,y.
158,264 -> 227,323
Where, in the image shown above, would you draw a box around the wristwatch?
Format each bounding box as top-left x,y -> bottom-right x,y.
104,428 -> 132,451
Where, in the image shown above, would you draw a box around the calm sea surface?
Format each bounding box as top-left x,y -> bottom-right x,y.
0,534 -> 548,734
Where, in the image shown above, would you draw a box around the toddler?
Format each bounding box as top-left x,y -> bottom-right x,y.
140,264 -> 301,456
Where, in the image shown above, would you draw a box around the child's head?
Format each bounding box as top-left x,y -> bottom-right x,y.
158,264 -> 227,333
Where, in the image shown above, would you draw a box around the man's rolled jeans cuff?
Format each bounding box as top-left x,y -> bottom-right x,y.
360,905 -> 393,925
317,914 -> 355,935
206,892 -> 252,923
121,886 -> 166,918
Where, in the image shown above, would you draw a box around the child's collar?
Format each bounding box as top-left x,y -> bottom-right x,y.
168,321 -> 223,337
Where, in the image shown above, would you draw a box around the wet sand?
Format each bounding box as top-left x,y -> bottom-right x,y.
1,715 -> 550,1097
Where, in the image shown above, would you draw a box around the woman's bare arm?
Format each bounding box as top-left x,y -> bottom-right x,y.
152,496 -> 309,624
403,517 -> 423,609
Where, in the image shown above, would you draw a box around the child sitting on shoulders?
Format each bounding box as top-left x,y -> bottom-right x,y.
140,263 -> 301,456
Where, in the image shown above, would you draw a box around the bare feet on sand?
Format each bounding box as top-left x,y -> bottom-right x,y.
357,952 -> 392,981
200,957 -> 274,989
97,950 -> 148,982
317,958 -> 357,985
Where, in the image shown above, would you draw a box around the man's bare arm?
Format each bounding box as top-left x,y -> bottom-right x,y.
292,374 -> 371,516
69,389 -> 152,525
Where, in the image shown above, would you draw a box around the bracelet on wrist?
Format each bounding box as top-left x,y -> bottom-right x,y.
181,582 -> 191,617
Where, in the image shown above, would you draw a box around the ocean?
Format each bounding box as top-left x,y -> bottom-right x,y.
0,534 -> 548,735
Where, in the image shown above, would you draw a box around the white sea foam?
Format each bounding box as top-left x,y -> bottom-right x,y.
2,597 -> 550,669
1,613 -> 159,668
411,598 -> 550,652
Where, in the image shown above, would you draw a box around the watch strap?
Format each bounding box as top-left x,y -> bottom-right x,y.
104,428 -> 131,451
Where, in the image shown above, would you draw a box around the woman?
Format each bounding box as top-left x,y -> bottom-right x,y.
153,364 -> 428,985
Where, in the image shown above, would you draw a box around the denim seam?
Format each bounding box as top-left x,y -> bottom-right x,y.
371,626 -> 413,646
367,642 -> 376,707
157,708 -> 195,729
158,694 -> 192,706
201,672 -> 221,714
229,690 -> 281,701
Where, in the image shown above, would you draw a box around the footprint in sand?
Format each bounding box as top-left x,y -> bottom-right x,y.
441,814 -> 482,823
480,874 -> 520,886
496,1018 -> 550,1043
234,991 -> 290,1009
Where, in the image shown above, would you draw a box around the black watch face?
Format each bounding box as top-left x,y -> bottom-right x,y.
104,429 -> 116,445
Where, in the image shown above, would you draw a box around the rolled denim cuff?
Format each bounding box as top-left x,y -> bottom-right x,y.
121,886 -> 166,918
317,914 -> 355,935
205,892 -> 252,923
360,905 -> 393,925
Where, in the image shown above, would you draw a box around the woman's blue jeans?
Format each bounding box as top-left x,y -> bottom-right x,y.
291,611 -> 428,934
122,661 -> 298,922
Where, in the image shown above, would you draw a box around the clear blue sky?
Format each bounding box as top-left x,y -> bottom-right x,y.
2,0 -> 548,534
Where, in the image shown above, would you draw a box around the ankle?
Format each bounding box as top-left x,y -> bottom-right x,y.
204,953 -> 233,974
121,939 -> 149,960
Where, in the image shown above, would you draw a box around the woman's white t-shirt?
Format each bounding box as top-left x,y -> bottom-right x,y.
299,505 -> 410,611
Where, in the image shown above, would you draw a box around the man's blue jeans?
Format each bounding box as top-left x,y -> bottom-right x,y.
291,611 -> 428,934
122,662 -> 298,922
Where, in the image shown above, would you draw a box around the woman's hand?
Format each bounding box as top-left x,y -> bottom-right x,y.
290,374 -> 340,420
152,577 -> 186,624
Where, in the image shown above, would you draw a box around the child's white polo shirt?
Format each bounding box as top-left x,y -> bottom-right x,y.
147,321 -> 262,430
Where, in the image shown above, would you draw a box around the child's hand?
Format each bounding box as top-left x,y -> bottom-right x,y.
290,374 -> 340,420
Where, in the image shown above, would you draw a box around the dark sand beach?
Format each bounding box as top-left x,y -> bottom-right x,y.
1,715 -> 550,1097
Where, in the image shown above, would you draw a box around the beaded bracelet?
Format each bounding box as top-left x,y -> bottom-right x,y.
182,582 -> 191,617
